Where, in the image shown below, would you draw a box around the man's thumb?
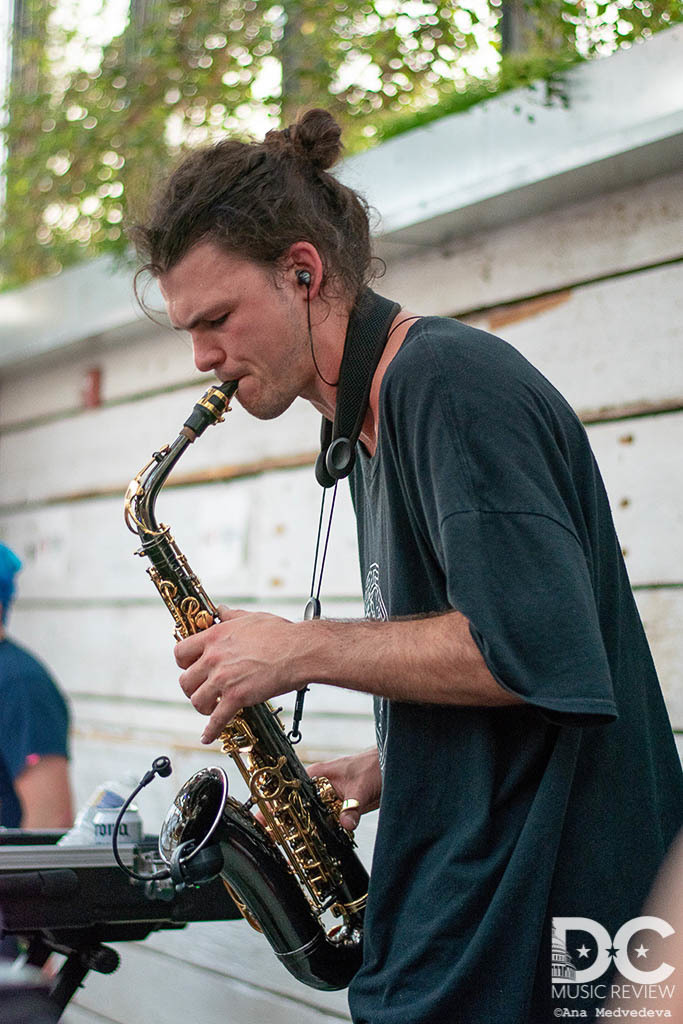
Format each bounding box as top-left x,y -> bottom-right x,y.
340,808 -> 361,831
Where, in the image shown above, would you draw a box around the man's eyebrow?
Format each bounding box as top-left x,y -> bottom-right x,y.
170,306 -> 227,331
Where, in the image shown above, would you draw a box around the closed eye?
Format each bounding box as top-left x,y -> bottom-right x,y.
207,314 -> 228,328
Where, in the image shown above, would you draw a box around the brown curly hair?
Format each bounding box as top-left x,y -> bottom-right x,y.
130,109 -> 375,304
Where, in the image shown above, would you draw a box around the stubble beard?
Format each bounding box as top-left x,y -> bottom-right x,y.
236,328 -> 310,421
237,380 -> 297,420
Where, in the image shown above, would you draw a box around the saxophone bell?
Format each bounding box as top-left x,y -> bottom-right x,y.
159,766 -> 229,887
159,766 -> 364,991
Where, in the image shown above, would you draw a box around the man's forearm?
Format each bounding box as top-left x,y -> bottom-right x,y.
293,610 -> 521,708
176,605 -> 523,744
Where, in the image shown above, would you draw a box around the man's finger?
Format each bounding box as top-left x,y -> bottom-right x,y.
179,666 -> 204,698
175,630 -> 209,669
201,701 -> 238,745
217,605 -> 250,621
189,681 -> 223,715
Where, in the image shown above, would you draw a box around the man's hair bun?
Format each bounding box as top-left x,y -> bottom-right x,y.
133,106 -> 373,305
265,108 -> 343,171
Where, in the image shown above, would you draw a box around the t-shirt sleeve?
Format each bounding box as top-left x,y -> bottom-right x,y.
383,320 -> 618,725
440,509 -> 617,724
0,657 -> 70,780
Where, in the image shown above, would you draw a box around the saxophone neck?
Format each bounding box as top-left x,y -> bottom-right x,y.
124,434 -> 192,540
124,380 -> 237,541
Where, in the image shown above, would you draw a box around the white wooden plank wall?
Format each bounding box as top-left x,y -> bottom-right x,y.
1,169 -> 681,1024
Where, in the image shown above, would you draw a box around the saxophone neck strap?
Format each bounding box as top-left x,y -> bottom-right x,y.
315,289 -> 401,488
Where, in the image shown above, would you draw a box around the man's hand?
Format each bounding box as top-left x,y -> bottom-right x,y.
174,605 -> 304,744
307,748 -> 382,830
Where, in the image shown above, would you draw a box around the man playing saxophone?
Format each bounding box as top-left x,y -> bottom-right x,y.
131,109 -> 683,1024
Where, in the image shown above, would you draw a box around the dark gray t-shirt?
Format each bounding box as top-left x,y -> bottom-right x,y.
347,315 -> 683,1024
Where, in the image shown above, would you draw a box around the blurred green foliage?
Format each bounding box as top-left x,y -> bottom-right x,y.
2,0 -> 681,289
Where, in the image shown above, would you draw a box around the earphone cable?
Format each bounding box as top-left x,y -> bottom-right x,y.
306,282 -> 339,387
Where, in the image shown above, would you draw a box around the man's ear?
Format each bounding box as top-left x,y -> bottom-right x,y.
282,242 -> 324,299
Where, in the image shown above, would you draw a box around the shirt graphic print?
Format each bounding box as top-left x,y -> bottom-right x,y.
363,562 -> 389,774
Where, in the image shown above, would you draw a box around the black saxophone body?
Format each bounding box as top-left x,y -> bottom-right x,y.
124,381 -> 368,990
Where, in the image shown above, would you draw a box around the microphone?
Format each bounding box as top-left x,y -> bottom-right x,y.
112,755 -> 174,883
142,756 -> 172,784
112,756 -> 223,890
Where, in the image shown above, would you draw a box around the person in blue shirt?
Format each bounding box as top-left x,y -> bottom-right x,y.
0,543 -> 73,831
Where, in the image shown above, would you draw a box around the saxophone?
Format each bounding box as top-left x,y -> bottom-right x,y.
124,380 -> 368,991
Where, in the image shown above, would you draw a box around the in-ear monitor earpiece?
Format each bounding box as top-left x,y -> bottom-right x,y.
296,269 -> 311,287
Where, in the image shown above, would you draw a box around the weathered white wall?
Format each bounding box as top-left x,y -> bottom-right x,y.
0,31 -> 681,1024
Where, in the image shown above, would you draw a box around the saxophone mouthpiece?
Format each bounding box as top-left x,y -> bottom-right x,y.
183,381 -> 238,439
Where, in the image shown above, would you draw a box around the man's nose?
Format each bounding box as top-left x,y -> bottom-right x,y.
192,335 -> 224,374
